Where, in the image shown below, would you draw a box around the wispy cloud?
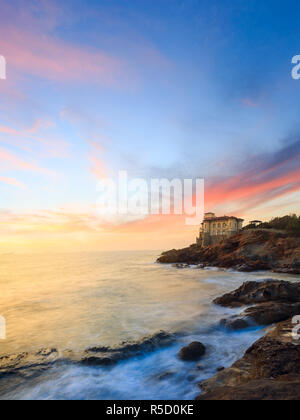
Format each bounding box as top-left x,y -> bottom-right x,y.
0,176 -> 26,190
0,27 -> 123,86
0,145 -> 53,175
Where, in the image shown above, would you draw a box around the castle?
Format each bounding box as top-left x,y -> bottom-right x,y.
197,212 -> 244,247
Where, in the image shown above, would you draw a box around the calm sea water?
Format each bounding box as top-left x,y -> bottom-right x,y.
0,251 -> 297,400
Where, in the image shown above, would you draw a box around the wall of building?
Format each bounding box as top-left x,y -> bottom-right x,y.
197,217 -> 243,247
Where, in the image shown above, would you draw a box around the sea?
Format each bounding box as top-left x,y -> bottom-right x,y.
0,251 -> 298,400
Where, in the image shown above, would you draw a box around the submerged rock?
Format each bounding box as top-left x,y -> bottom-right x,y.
82,331 -> 176,366
0,331 -> 176,379
0,348 -> 62,382
178,342 -> 206,361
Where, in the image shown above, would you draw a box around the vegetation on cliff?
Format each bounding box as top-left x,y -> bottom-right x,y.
244,214 -> 300,237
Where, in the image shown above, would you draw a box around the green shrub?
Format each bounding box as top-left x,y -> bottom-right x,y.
243,214 -> 300,236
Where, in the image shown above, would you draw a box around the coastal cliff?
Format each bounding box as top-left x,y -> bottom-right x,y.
157,229 -> 300,274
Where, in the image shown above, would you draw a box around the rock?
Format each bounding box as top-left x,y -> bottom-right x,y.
195,264 -> 205,269
0,348 -> 61,383
217,367 -> 225,372
82,331 -> 176,366
0,331 -> 176,379
220,302 -> 300,330
172,263 -> 190,269
235,261 -> 270,272
214,280 -> 300,308
244,302 -> 300,326
197,379 -> 300,400
220,317 -> 251,331
157,230 -> 300,273
178,342 -> 206,362
197,319 -> 300,400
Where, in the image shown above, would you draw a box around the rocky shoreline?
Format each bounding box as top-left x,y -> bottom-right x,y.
197,319 -> 300,400
157,229 -> 300,274
0,331 -> 176,394
196,279 -> 300,400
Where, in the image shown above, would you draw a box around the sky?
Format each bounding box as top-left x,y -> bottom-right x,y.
0,0 -> 300,252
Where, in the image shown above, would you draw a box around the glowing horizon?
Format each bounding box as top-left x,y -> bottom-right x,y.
0,0 -> 300,252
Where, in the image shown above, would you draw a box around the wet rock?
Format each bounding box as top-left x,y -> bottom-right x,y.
235,261 -> 270,272
0,331 -> 176,379
195,264 -> 205,269
220,301 -> 300,330
82,331 -> 176,366
220,317 -> 250,331
244,302 -> 300,326
178,342 -> 206,362
214,280 -> 300,308
172,263 -> 190,269
0,348 -> 61,379
217,367 -> 225,372
197,319 -> 300,400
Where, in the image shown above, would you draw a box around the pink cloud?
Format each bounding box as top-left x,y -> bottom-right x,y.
0,119 -> 70,158
0,176 -> 26,189
0,25 -> 123,86
0,145 -> 52,175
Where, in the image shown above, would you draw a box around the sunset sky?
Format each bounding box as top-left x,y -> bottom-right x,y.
0,0 -> 300,252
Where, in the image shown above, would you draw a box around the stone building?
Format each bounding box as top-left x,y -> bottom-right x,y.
197,212 -> 244,247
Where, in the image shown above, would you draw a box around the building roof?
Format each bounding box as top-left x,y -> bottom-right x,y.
202,216 -> 244,223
